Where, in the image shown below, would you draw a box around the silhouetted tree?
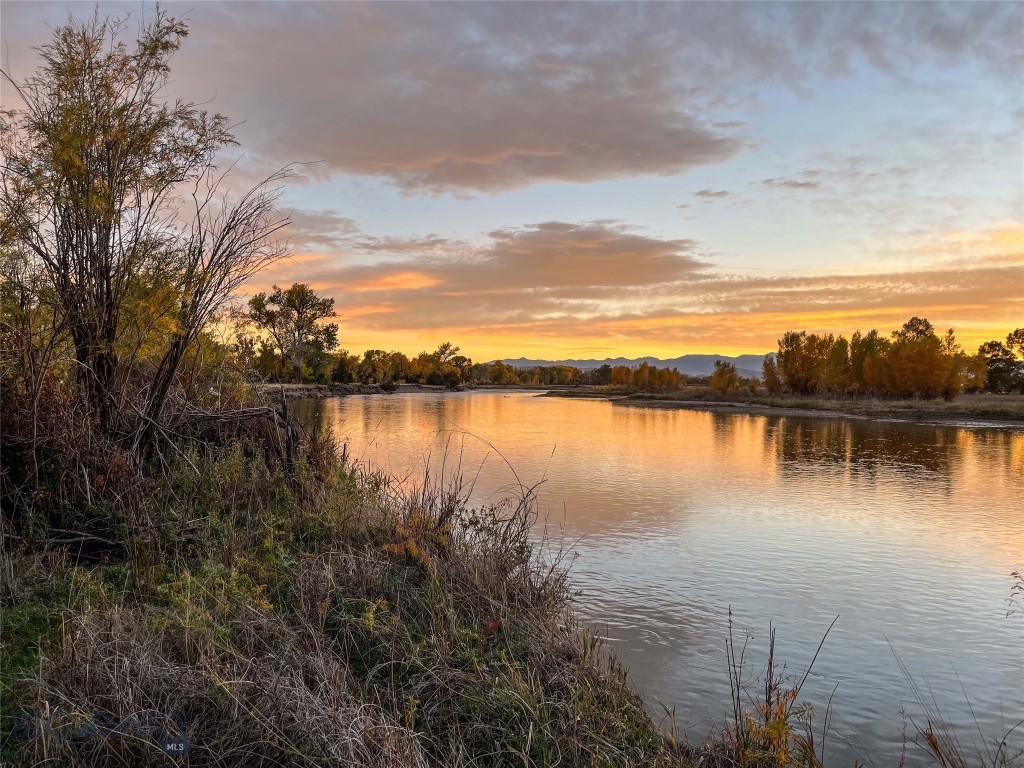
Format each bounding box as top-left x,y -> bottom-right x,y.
978,340 -> 1019,393
331,350 -> 360,383
762,355 -> 782,394
247,284 -> 337,383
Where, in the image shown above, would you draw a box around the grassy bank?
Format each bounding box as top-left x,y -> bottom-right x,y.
0,430 -> 688,767
544,388 -> 1024,424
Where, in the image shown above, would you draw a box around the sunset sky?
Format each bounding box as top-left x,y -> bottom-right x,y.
2,1 -> 1022,361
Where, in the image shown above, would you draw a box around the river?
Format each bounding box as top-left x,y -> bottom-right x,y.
299,390 -> 1023,766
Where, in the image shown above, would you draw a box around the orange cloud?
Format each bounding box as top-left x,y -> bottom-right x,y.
234,220 -> 1022,362
345,272 -> 442,292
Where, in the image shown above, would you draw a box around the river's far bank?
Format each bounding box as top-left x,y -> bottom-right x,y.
260,382 -> 1024,426
256,382 -> 431,398
257,382 -> 586,399
541,388 -> 1024,426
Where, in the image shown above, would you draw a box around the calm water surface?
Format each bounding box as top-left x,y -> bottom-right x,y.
301,391 -> 1023,765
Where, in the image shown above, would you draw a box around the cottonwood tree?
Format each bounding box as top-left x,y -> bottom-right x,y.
246,283 -> 338,383
761,355 -> 782,394
777,331 -> 833,394
0,11 -> 290,441
710,360 -> 741,394
1007,328 -> 1024,359
978,338 -> 1021,393
850,329 -> 890,395
886,317 -> 963,399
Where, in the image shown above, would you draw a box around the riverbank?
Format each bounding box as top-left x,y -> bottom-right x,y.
259,382 -> 587,399
542,389 -> 1024,426
0,432 -> 688,766
257,382 -> 437,398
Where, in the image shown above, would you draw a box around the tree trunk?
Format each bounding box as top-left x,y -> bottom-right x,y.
72,329 -> 118,435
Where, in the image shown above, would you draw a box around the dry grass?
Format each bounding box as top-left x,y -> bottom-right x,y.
1,433 -> 682,767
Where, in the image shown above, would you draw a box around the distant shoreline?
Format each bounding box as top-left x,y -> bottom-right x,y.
541,389 -> 1024,427
256,382 -> 583,399
261,382 -> 1024,427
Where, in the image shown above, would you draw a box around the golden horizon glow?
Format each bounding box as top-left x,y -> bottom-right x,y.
5,2 -> 1004,365
243,222 -> 1023,363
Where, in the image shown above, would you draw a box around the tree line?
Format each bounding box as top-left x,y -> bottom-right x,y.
758,317 -> 1024,399
234,286 -> 704,389
234,287 -> 1022,401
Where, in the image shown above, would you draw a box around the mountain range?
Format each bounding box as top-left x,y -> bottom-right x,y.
498,354 -> 769,379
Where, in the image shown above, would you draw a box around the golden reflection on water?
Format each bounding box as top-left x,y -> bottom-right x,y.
307,392 -> 1022,568
307,394 -> 1023,568
302,392 -> 1024,764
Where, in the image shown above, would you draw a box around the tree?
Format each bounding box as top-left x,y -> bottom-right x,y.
886,318 -> 952,398
978,340 -> 1019,393
850,329 -> 890,396
433,342 -> 461,365
710,360 -> 741,394
489,360 -> 513,384
823,336 -> 851,394
892,316 -> 935,343
357,349 -> 390,384
762,355 -> 782,394
1003,328 -> 1024,392
0,12 -> 289,438
1007,328 -> 1024,359
776,331 -> 831,394
247,284 -> 337,383
331,349 -> 360,384
962,352 -> 988,394
591,364 -> 613,386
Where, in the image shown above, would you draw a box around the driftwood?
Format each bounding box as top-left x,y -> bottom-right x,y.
48,529 -> 125,563
2,529 -> 125,564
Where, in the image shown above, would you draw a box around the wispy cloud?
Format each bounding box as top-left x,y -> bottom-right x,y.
761,177 -> 822,190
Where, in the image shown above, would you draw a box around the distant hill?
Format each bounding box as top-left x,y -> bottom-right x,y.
498,354 -> 769,379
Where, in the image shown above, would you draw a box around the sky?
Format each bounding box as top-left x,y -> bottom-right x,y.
2,1 -> 1022,361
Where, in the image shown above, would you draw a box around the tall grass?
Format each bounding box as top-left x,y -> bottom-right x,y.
1,431 -> 681,766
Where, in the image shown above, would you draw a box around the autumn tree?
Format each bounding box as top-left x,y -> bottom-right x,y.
247,283 -> 337,383
885,318 -> 963,399
962,351 -> 988,393
433,342 -> 461,365
777,331 -> 832,394
420,342 -> 468,387
488,360 -> 513,384
850,329 -> 890,395
357,349 -> 391,384
823,336 -> 851,394
0,12 -> 289,439
710,360 -> 741,394
762,355 -> 782,394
